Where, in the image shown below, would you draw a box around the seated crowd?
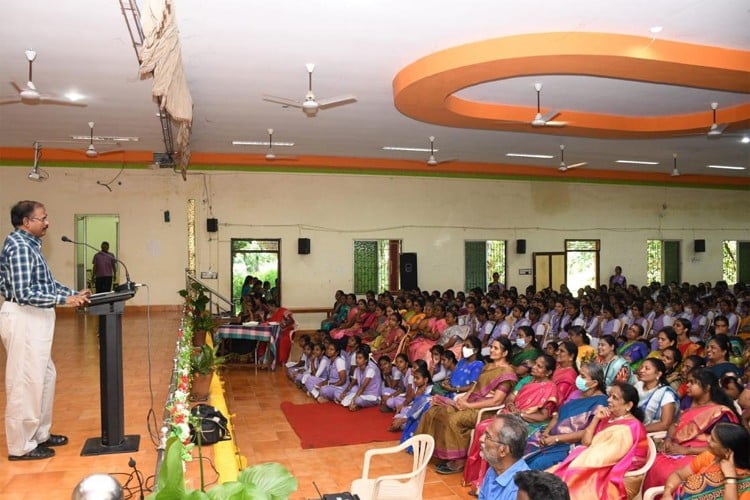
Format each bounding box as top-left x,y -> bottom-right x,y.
283,280 -> 750,499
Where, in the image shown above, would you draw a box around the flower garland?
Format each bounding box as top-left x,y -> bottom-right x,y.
164,316 -> 196,461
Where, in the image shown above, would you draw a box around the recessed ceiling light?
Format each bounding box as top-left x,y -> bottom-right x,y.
382,146 -> 434,152
64,91 -> 85,102
232,140 -> 294,147
706,165 -> 746,171
649,26 -> 663,34
741,136 -> 750,144
615,160 -> 660,165
505,153 -> 554,159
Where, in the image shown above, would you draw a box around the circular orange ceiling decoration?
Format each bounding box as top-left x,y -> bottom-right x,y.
393,32 -> 750,138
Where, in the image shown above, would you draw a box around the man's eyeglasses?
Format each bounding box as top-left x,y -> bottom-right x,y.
481,430 -> 506,445
29,216 -> 48,223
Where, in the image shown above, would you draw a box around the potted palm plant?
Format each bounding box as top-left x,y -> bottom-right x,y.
179,282 -> 216,347
189,343 -> 225,402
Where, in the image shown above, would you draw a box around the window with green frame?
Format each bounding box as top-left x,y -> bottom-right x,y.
465,240 -> 506,291
353,240 -> 401,294
723,240 -> 750,284
565,239 -> 599,291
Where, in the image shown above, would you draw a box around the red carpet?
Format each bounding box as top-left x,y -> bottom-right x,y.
281,401 -> 398,449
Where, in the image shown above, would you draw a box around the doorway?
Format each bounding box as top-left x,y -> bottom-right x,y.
74,215 -> 119,290
231,239 -> 281,310
533,252 -> 565,292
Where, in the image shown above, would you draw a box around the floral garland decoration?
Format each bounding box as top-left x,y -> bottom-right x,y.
164,313 -> 196,461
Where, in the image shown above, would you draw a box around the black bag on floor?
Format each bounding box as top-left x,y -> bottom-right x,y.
189,404 -> 230,445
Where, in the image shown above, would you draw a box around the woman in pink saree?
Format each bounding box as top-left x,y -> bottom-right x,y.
463,353 -> 559,490
407,303 -> 448,362
643,367 -> 739,491
550,382 -> 649,499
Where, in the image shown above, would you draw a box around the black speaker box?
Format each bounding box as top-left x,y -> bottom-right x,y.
206,218 -> 218,232
694,239 -> 706,253
516,239 -> 527,254
400,253 -> 418,291
298,238 -> 311,255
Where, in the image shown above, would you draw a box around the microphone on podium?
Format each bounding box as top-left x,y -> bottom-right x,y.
61,235 -> 135,290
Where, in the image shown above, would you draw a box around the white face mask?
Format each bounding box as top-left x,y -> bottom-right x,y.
462,346 -> 475,359
516,338 -> 526,348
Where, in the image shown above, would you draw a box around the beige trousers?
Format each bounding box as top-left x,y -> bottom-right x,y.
0,301 -> 57,455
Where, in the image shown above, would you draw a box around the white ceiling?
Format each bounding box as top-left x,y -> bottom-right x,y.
1,0 -> 749,178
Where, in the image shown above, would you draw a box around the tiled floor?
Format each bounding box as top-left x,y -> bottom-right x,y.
0,310 -> 472,499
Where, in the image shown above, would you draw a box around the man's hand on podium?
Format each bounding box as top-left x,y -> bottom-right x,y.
67,290 -> 91,307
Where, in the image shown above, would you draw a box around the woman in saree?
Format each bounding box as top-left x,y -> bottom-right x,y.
553,341 -> 579,403
661,423 -> 750,500
463,354 -> 559,492
568,325 -> 597,368
647,326 -> 678,360
675,317 -> 703,359
511,326 -> 542,378
598,334 -> 633,386
643,367 -> 740,491
417,337 -> 517,475
407,302 -> 442,362
371,312 -> 407,362
267,299 -> 296,365
550,382 -> 650,500
405,296 -> 426,331
635,358 -> 679,433
524,362 -> 609,471
618,323 -> 650,371
330,294 -> 361,340
705,334 -> 743,380
434,308 -> 472,360
661,345 -> 683,392
321,292 -> 349,333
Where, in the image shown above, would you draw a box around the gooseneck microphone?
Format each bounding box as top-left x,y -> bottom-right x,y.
61,235 -> 133,290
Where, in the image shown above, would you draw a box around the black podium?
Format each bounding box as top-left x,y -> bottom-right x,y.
81,288 -> 140,456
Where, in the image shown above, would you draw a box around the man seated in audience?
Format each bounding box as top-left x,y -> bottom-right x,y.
477,414 -> 529,500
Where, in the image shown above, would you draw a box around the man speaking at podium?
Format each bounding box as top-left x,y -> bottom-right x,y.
0,200 -> 91,461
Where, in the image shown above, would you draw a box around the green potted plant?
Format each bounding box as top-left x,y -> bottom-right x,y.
179,282 -> 217,347
189,343 -> 225,402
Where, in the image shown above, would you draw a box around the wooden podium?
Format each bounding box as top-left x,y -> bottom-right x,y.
81,288 -> 140,456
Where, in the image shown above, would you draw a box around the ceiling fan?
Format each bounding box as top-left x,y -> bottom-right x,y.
426,136 -> 457,166
531,83 -> 565,127
707,102 -> 728,138
0,50 -> 87,107
75,122 -> 124,158
671,153 -> 681,177
557,145 -> 587,172
262,63 -> 356,117
232,129 -> 297,161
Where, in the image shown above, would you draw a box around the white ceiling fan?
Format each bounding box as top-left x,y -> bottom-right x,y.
0,50 -> 87,107
531,83 -> 566,127
671,153 -> 681,177
426,136 -> 457,166
557,144 -> 587,172
707,102 -> 728,138
74,122 -> 124,158
262,63 -> 356,117
232,129 -> 297,161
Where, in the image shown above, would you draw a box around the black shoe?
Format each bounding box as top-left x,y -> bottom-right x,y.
8,446 -> 55,461
39,434 -> 68,447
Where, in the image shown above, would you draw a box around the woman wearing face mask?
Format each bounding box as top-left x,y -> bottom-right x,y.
524,362 -> 609,470
418,338 -> 517,475
511,326 -> 542,378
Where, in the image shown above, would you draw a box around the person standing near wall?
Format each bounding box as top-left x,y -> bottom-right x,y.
0,200 -> 91,460
92,241 -> 116,293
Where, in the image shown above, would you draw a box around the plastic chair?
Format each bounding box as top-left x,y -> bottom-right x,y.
643,486 -> 663,500
350,433 -> 435,500
624,434 -> 657,500
468,404 -> 505,448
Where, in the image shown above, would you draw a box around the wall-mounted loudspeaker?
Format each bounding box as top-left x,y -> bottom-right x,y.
298,238 -> 311,255
400,253 -> 418,291
516,239 -> 527,254
207,218 -> 218,232
694,239 -> 706,253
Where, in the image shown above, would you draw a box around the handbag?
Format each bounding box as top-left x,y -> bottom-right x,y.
189,404 -> 230,445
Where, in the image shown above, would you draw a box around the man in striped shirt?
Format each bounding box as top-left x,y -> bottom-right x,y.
0,200 -> 91,461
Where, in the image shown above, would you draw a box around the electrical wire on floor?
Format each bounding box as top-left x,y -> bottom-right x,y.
108,456 -> 151,499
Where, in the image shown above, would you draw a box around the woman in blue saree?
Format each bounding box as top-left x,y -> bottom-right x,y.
524,362 -> 609,470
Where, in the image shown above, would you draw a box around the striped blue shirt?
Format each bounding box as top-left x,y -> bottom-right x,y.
0,229 -> 75,308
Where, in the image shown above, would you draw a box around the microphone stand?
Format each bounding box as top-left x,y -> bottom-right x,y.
61,236 -> 134,291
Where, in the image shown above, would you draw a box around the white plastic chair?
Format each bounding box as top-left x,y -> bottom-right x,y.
350,434 -> 434,500
624,434 -> 657,500
643,486 -> 663,500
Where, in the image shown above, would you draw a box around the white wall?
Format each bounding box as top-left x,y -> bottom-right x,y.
1,165 -> 747,307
